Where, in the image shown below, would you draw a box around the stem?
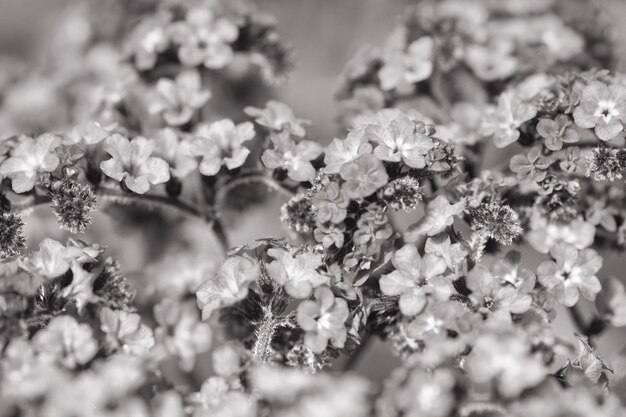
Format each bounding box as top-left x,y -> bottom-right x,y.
252,308 -> 278,364
215,170 -> 296,209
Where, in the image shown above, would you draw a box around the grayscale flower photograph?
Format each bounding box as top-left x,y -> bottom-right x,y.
1,0 -> 626,416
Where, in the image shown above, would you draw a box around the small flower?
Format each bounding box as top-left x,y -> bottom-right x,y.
468,201 -> 523,245
100,134 -> 170,194
595,277 -> 626,327
281,194 -> 317,233
266,248 -> 327,298
261,131 -> 323,181
32,315 -> 98,368
586,147 -> 624,181
465,39 -> 518,81
482,91 -> 537,148
527,214 -> 595,254
0,133 -> 61,193
92,258 -> 136,310
323,128 -> 373,174
212,342 -> 246,377
196,255 -> 260,320
380,244 -> 451,316
352,204 -> 393,259
510,146 -> 551,183
64,121 -> 111,146
26,238 -> 85,279
366,116 -> 435,168
0,211 -> 25,260
149,70 -> 211,126
47,170 -> 97,234
378,36 -> 434,92
537,242 -> 603,307
100,307 -> 155,356
245,100 -> 310,137
192,119 -> 255,176
467,265 -> 532,317
490,251 -> 536,293
573,81 -> 626,141
339,154 -> 389,199
154,299 -> 212,371
312,182 -> 349,224
537,115 -> 579,151
297,286 -> 349,353
424,233 -> 468,274
405,195 -> 465,241
313,222 -> 346,250
129,13 -> 171,70
190,376 -> 255,417
168,7 -> 239,69
153,128 -> 198,178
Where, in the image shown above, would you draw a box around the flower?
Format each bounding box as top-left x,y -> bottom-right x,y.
573,81 -> 626,141
481,91 -> 537,148
154,299 -> 212,371
129,13 -> 171,70
424,233 -> 467,275
244,100 -> 310,137
64,121 -> 111,146
261,131 -> 323,181
405,195 -> 465,241
380,244 -> 451,316
465,39 -> 518,81
537,242 -> 603,307
265,248 -> 327,298
0,211 -> 25,260
526,214 -> 595,254
296,286 -> 349,353
26,238 -> 85,279
100,134 -> 170,194
196,255 -> 260,320
0,133 -> 61,193
191,119 -> 255,176
153,128 -> 198,178
32,315 -> 98,368
365,116 -> 435,168
510,147 -> 551,183
490,251 -> 536,293
312,182 -> 349,224
149,70 -> 211,126
467,265 -> 532,317
595,277 -> 626,327
323,128 -> 373,174
48,171 -> 97,234
378,36 -> 434,92
168,7 -> 239,69
339,154 -> 389,199
189,376 -> 255,417
100,307 -> 155,356
537,115 -> 579,151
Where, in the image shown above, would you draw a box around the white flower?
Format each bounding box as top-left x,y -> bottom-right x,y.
149,70 -> 211,126
100,307 -> 155,356
297,287 -> 349,353
26,238 -> 86,279
64,121 -> 112,146
0,133 -> 61,193
245,100 -> 310,137
265,248 -> 327,298
153,128 -> 198,178
196,255 -> 260,320
526,214 -> 595,254
323,128 -> 373,174
481,91 -> 537,148
100,134 -> 170,194
379,36 -> 434,92
261,131 -> 323,181
192,119 -> 255,176
405,196 -> 465,241
32,315 -> 98,368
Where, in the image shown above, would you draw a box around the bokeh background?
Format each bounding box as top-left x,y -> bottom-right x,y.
2,0 -> 626,381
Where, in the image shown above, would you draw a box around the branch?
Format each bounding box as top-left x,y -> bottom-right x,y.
216,169 -> 296,207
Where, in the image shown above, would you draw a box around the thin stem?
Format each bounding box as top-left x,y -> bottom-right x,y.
215,170 -> 296,209
252,307 -> 278,364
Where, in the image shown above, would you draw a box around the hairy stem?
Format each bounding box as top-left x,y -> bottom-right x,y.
253,308 -> 278,364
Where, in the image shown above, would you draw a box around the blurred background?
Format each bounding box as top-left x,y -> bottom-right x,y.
2,0 -> 626,381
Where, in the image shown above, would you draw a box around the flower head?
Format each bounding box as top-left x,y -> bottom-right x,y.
537,242 -> 603,307
366,116 -> 435,168
296,286 -> 349,353
100,134 -> 170,194
266,248 -> 327,298
0,133 -> 61,193
573,81 -> 626,141
192,119 -> 255,176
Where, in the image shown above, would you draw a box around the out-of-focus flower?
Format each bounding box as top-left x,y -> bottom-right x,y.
405,195 -> 465,241
491,251 -> 536,293
465,39 -> 518,81
537,115 -> 579,151
570,337 -> 613,385
192,119 -> 255,176
424,233 -> 467,274
196,255 -> 260,320
366,116 -> 435,168
0,134 -> 61,193
323,128 -> 373,174
266,248 -> 327,298
261,131 -> 323,181
379,37 -> 434,92
245,100 -> 310,137
526,214 -> 595,254
154,299 -> 212,371
100,134 -> 170,194
297,286 -> 349,353
465,329 -> 546,398
595,277 -> 626,327
169,7 -> 239,69
64,121 -> 111,146
482,91 -> 537,148
537,242 -> 602,307
573,81 -> 626,141
212,343 -> 246,378
129,13 -> 171,70
467,265 -> 532,317
32,315 -> 97,368
153,128 -> 198,178
380,244 -> 451,316
149,70 -> 211,126
339,154 -> 389,199
510,147 -> 551,183
190,377 -> 255,417
100,307 -> 155,356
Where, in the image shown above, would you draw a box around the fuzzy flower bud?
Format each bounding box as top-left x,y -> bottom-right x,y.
0,210 -> 25,260
47,169 -> 97,234
468,201 -> 522,246
378,176 -> 423,211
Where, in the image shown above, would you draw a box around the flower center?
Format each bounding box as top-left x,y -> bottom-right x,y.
596,100 -> 619,122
